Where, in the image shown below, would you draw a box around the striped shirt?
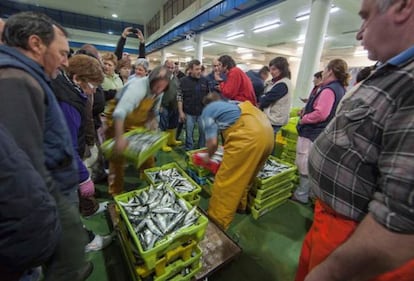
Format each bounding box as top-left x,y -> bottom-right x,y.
309,45 -> 414,233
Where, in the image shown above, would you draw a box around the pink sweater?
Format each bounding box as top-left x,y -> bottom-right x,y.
300,88 -> 335,124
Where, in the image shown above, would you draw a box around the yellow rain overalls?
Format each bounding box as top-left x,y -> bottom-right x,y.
207,101 -> 274,230
106,97 -> 156,196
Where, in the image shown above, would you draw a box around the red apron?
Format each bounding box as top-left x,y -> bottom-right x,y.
295,200 -> 414,281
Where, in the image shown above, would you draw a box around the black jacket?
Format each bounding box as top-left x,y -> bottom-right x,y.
179,76 -> 209,116
0,125 -> 60,273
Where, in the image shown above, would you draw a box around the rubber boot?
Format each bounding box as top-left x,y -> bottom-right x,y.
167,129 -> 182,146
162,144 -> 172,152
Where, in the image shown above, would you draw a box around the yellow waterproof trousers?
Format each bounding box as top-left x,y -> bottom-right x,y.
208,102 -> 274,230
107,97 -> 156,196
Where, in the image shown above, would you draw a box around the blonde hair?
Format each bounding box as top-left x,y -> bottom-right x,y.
101,52 -> 118,66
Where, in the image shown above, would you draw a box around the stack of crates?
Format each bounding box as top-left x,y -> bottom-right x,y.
185,149 -> 216,196
280,117 -> 299,165
248,156 -> 298,219
144,163 -> 202,206
114,186 -> 208,281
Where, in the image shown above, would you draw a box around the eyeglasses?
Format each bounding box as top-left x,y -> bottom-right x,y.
87,82 -> 97,90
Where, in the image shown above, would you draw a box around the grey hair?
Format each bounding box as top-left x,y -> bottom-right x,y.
377,0 -> 396,13
135,58 -> 149,71
148,65 -> 171,89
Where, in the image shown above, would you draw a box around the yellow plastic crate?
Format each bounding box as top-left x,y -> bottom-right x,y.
136,240 -> 199,279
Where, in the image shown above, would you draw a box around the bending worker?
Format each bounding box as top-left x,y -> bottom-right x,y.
200,92 -> 274,229
106,66 -> 170,196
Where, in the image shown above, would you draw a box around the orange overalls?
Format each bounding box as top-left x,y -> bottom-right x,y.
105,97 -> 156,196
207,101 -> 274,230
295,200 -> 414,281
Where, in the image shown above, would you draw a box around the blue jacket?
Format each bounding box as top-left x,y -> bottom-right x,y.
246,70 -> 265,100
0,125 -> 60,272
0,45 -> 79,197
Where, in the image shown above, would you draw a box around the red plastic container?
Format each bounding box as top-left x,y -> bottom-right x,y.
192,153 -> 221,174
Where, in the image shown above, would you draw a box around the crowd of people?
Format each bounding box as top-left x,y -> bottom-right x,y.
0,0 -> 413,280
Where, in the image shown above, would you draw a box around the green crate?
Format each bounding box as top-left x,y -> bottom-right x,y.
144,162 -> 202,201
114,187 -> 208,270
251,176 -> 296,200
249,185 -> 294,210
187,162 -> 212,177
101,128 -> 168,168
188,194 -> 201,206
255,156 -> 297,190
249,192 -> 292,220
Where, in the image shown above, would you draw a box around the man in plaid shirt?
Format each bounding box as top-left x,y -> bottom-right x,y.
296,1 -> 414,280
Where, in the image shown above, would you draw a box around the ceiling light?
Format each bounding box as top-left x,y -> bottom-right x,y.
203,41 -> 214,47
253,21 -> 281,33
354,50 -> 368,57
165,53 -> 175,57
184,57 -> 192,62
296,5 -> 339,21
182,46 -> 194,52
330,6 -> 340,13
354,47 -> 368,57
236,47 -> 252,53
295,13 -> 309,22
111,14 -> 118,18
297,37 -> 305,44
226,32 -> 245,40
108,31 -> 113,35
240,53 -> 253,60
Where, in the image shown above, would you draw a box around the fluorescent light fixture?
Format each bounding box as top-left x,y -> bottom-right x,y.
253,21 -> 281,33
295,13 -> 309,22
296,5 -> 339,21
297,38 -> 305,44
165,53 -> 175,57
236,47 -> 252,53
240,53 -> 253,60
226,32 -> 244,40
354,50 -> 368,57
182,46 -> 194,52
203,41 -> 214,47
297,35 -> 328,44
111,14 -> 118,18
184,57 -> 192,62
330,6 -> 340,13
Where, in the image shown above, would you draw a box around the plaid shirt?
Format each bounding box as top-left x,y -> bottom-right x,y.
309,47 -> 414,234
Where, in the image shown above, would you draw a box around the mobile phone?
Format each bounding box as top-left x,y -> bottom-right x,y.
130,28 -> 139,34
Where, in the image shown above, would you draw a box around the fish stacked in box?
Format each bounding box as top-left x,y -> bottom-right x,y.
248,156 -> 298,219
144,163 -> 202,206
101,128 -> 168,168
115,183 -> 208,280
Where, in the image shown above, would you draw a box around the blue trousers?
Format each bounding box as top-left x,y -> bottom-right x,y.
185,114 -> 205,150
